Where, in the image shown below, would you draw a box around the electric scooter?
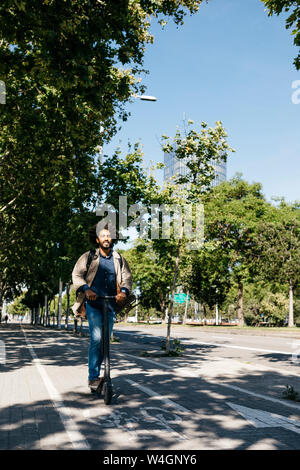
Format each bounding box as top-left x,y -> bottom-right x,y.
92,295 -> 115,405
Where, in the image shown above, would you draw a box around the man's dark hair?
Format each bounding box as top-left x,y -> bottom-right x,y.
88,222 -> 119,248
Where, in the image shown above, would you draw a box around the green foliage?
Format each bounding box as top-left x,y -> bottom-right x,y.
7,292 -> 29,317
161,338 -> 185,356
121,239 -> 173,315
261,292 -> 289,326
201,176 -> 274,325
0,0 -> 204,315
181,244 -> 231,309
162,120 -> 235,201
262,0 -> 300,69
62,287 -> 76,315
255,215 -> 300,287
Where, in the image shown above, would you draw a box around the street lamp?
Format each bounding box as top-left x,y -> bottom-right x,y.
134,94 -> 157,102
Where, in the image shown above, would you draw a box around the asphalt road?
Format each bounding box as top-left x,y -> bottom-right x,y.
1,322 -> 300,451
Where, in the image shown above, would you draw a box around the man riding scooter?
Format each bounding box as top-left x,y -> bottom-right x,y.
72,222 -> 132,392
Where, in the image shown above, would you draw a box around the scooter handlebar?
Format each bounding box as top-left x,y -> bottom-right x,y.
97,295 -> 117,300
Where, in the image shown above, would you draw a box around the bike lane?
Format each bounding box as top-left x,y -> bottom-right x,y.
1,323 -> 300,450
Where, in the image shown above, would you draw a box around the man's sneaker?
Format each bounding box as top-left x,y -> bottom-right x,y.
88,377 -> 105,392
88,378 -> 100,391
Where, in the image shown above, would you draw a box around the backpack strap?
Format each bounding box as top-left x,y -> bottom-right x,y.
85,248 -> 96,276
118,252 -> 123,270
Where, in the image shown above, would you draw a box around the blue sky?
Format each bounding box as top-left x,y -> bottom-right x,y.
104,0 -> 300,205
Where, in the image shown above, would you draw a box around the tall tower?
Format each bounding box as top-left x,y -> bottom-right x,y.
163,152 -> 226,187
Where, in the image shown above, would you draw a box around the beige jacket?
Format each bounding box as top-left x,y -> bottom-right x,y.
71,248 -> 132,315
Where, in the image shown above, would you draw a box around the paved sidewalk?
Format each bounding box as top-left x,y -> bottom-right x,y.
0,324 -> 75,449
0,323 -> 158,450
1,322 -> 300,450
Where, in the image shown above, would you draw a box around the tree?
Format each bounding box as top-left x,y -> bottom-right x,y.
0,0 -> 205,318
7,292 -> 29,318
255,204 -> 300,327
0,0 -> 205,154
0,140 -> 159,321
261,292 -> 289,326
181,242 -> 231,311
160,119 -> 235,351
122,240 -> 173,320
203,176 -> 275,327
262,0 -> 300,69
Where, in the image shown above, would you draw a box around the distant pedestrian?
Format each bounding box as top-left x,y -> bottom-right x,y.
4,315 -> 8,324
72,222 -> 132,392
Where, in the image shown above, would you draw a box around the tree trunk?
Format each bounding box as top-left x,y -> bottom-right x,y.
288,279 -> 294,327
183,290 -> 189,324
65,283 -> 70,329
215,303 -> 219,326
194,300 -> 198,321
41,305 -> 44,326
237,280 -> 244,327
52,297 -> 56,326
203,304 -> 207,325
164,307 -> 168,324
44,295 -> 48,327
58,278 -> 63,329
47,300 -> 51,326
166,222 -> 184,354
159,293 -> 166,322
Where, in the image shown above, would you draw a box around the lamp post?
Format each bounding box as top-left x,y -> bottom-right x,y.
215,287 -> 219,326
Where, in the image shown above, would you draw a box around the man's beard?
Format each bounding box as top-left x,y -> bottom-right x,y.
98,240 -> 112,250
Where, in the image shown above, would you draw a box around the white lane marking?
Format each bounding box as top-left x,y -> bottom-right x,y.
221,383 -> 300,412
140,407 -> 187,441
116,330 -> 293,356
227,402 -> 300,434
83,406 -> 186,442
212,336 -> 233,340
125,362 -> 300,437
125,379 -> 191,414
123,352 -> 173,369
22,327 -> 90,450
116,352 -> 300,412
184,339 -> 292,356
126,379 -> 189,440
83,409 -> 151,441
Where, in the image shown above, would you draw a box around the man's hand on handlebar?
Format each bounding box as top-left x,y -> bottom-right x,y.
85,289 -> 97,301
116,292 -> 127,305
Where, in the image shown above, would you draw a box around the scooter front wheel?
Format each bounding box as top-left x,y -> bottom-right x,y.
103,380 -> 113,405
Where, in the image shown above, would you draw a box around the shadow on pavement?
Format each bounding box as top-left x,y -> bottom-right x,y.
1,323 -> 300,450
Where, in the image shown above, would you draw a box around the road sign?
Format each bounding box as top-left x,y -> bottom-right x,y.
173,293 -> 190,304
